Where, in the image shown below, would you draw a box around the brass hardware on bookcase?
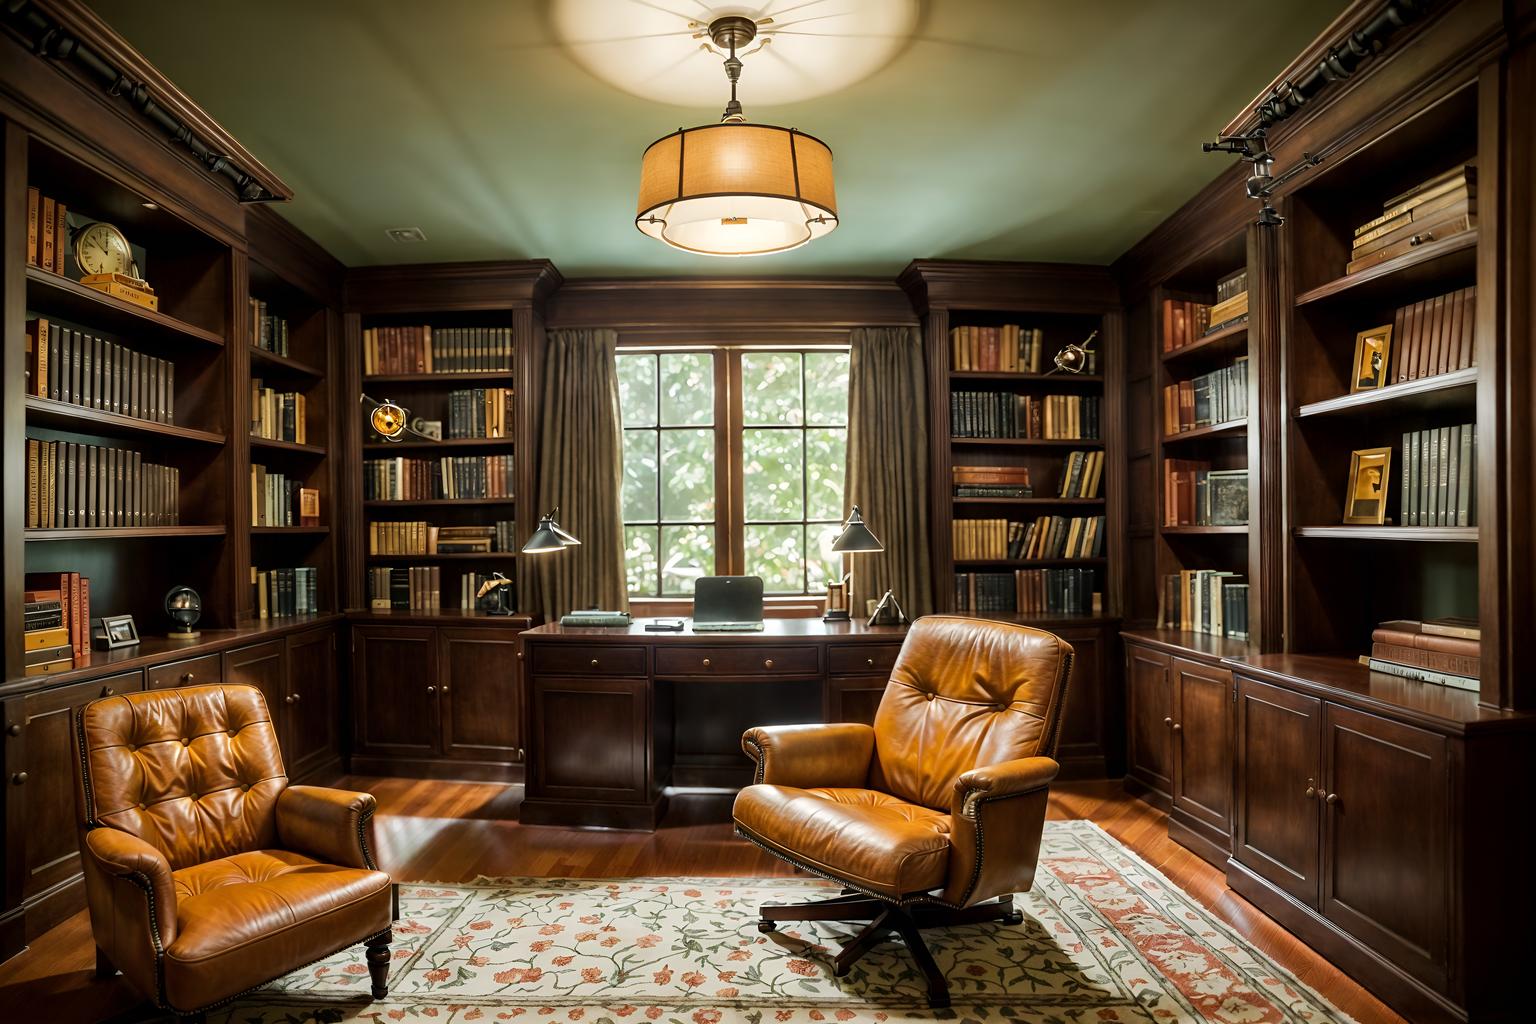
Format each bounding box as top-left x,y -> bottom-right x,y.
590,659 -> 599,667
764,659 -> 774,669
101,686 -> 114,697
1305,778 -> 1317,799
6,723 -> 20,736
702,658 -> 712,667
11,772 -> 27,785
441,685 -> 449,695
426,685 -> 436,694
1163,716 -> 1173,728
866,657 -> 874,667
283,695 -> 294,705
1171,722 -> 1182,732
1325,792 -> 1339,806
181,673 -> 195,683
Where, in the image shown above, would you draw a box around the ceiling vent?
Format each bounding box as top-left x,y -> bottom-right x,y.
386,227 -> 427,242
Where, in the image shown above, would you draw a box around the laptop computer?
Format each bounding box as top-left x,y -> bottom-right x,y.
691,575 -> 765,632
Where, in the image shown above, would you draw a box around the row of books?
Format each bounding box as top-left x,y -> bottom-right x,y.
250,465 -> 321,527
248,298 -> 290,356
1400,425 -> 1475,527
952,465 -> 1030,498
446,388 -> 515,439
952,515 -> 1104,561
251,566 -> 320,618
1157,570 -> 1250,640
26,439 -> 179,528
362,326 -> 514,376
949,325 -> 1051,373
251,381 -> 309,444
950,392 -> 1101,440
1384,286 -> 1476,385
368,521 -> 519,555
25,186 -> 70,274
1365,617 -> 1479,690
1161,287 -> 1248,352
1056,450 -> 1105,499
954,568 -> 1100,616
368,566 -> 442,611
24,572 -> 91,674
364,455 -> 515,501
1348,165 -> 1475,275
1164,462 -> 1248,527
1163,357 -> 1248,435
24,318 -> 176,423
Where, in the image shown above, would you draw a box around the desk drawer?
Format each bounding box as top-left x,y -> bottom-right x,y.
829,643 -> 903,677
147,653 -> 223,691
655,645 -> 819,678
530,644 -> 646,677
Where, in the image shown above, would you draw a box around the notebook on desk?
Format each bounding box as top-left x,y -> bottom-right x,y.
691,575 -> 765,632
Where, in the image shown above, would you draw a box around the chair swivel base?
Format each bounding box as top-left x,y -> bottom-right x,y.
756,892 -> 1024,1008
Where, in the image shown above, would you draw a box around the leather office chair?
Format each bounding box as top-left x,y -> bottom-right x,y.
73,683 -> 396,1022
733,616 -> 1072,1008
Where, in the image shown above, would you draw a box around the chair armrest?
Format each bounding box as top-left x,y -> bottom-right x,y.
742,723 -> 875,790
83,828 -> 178,948
277,785 -> 381,870
952,756 -> 1059,820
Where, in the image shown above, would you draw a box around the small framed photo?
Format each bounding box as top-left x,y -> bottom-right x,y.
1351,324 -> 1393,392
1344,447 -> 1393,524
411,418 -> 443,441
92,614 -> 140,651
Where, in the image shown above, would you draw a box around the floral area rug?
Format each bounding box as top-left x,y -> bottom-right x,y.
219,820 -> 1353,1023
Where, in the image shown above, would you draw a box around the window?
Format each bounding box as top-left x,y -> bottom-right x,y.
618,348 -> 850,598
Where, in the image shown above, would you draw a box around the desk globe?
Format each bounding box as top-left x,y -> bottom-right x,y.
165,585 -> 202,641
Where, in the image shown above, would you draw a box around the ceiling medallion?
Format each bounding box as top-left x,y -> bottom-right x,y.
635,15 -> 836,257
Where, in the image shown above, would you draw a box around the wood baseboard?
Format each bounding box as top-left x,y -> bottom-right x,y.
1120,774 -> 1171,812
1166,812 -> 1230,868
518,796 -> 667,831
347,755 -> 524,783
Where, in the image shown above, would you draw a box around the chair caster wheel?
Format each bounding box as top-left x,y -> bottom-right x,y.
1002,910 -> 1024,926
757,919 -> 777,933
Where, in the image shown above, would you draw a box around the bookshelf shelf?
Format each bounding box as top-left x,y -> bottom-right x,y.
251,436 -> 327,456
950,437 -> 1103,449
364,498 -> 516,508
1293,229 -> 1477,308
1161,320 -> 1248,364
24,396 -> 224,445
250,346 -> 324,379
24,266 -> 226,348
1161,419 -> 1246,444
948,371 -> 1104,385
1293,525 -> 1478,543
366,552 -> 520,563
952,497 -> 1104,507
1162,525 -> 1249,535
363,371 -> 517,385
1294,367 -> 1477,419
251,526 -> 330,536
25,526 -> 227,542
363,437 -> 515,451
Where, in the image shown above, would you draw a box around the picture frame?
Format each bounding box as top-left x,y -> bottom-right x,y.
1350,324 -> 1393,392
92,614 -> 141,651
1343,447 -> 1393,524
411,417 -> 444,441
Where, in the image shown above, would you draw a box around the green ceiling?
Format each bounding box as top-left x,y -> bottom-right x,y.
85,0 -> 1344,275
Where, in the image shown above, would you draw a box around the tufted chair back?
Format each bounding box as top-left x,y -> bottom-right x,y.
870,616 -> 1073,811
74,684 -> 288,870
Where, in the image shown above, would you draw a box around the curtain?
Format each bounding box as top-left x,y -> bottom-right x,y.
527,328 -> 629,621
844,326 -> 933,619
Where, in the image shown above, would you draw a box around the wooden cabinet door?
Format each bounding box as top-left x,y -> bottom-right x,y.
439,628 -> 521,763
221,639 -> 287,738
1170,657 -> 1233,836
1321,704 -> 1450,990
1053,630 -> 1107,776
1125,645 -> 1172,795
827,675 -> 888,725
352,626 -> 440,759
528,674 -> 649,801
5,672 -> 142,922
1234,676 -> 1322,908
285,628 -> 338,780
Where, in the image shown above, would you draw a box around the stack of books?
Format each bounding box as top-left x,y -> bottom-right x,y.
362,326 -> 515,375
953,567 -> 1098,615
1400,424 -> 1475,527
248,298 -> 289,356
364,454 -> 515,501
1208,269 -> 1249,331
26,440 -> 179,528
25,572 -> 89,665
435,525 -> 495,553
447,388 -> 515,439
1387,286 -> 1475,384
1163,357 -> 1248,435
24,186 -> 69,274
1163,462 -> 1248,526
1348,165 -> 1476,275
949,325 -> 1050,373
368,566 -> 441,611
1057,450 -> 1104,499
950,392 -> 1101,439
251,380 -> 308,444
23,595 -> 73,676
25,318 -> 176,421
251,566 -> 319,618
952,465 -> 1030,498
1366,618 -> 1479,690
1158,570 -> 1249,640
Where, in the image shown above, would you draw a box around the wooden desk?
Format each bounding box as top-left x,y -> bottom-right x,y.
518,618 -> 908,829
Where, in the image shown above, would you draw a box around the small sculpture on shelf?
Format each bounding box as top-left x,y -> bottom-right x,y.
475,573 -> 516,615
165,585 -> 202,641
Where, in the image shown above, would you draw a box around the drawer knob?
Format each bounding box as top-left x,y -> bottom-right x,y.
702,658 -> 712,668
1325,792 -> 1340,806
102,686 -> 115,697
11,772 -> 27,785
426,685 -> 437,694
866,658 -> 874,667
1171,722 -> 1182,732
590,659 -> 599,667
181,673 -> 195,683
763,659 -> 774,669
1163,717 -> 1173,728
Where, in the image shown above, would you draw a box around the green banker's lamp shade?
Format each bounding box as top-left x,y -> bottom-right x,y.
831,505 -> 884,553
522,507 -> 581,554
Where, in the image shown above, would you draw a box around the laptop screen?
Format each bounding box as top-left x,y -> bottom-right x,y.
693,576 -> 765,624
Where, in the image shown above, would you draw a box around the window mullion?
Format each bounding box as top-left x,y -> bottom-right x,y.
721,350 -> 744,575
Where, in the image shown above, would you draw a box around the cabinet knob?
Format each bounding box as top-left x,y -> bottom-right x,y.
101,686 -> 115,697
11,772 -> 27,785
6,723 -> 20,737
516,747 -> 525,761
426,685 -> 437,694
590,659 -> 599,667
441,685 -> 449,695
1325,792 -> 1340,806
1163,717 -> 1173,728
702,658 -> 711,668
283,695 -> 295,705
180,673 -> 195,683
1171,722 -> 1182,732
866,658 -> 874,668
292,692 -> 302,704
763,659 -> 774,669
1304,778 -> 1317,799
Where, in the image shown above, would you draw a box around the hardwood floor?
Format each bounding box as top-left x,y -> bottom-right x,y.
0,778 -> 1404,1023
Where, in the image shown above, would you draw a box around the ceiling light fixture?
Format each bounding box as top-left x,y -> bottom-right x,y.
635,15 -> 837,258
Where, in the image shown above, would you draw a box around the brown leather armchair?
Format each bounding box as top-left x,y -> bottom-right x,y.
73,683 -> 396,1022
733,616 -> 1073,1008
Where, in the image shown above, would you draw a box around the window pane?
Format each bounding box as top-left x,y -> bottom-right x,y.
743,428 -> 804,521
617,354 -> 657,428
661,429 -> 715,521
661,524 -> 713,595
622,429 -> 658,522
742,352 -> 803,426
805,427 -> 846,521
660,353 -> 714,426
805,352 -> 850,425
625,525 -> 659,597
745,523 -> 805,593
808,522 -> 845,592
